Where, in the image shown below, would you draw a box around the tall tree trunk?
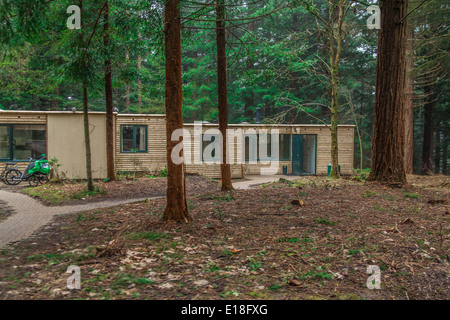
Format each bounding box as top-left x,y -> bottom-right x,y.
368,0 -> 408,186
442,134 -> 448,175
289,13 -> 299,124
82,80 -> 94,192
163,0 -> 190,223
421,84 -> 435,175
137,52 -> 142,105
328,1 -> 344,179
104,1 -> 115,181
244,16 -> 254,121
125,51 -> 131,110
51,87 -> 59,111
404,23 -> 415,174
216,0 -> 233,191
434,124 -> 440,174
80,0 -> 93,192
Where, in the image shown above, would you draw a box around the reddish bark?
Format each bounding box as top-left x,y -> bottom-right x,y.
421,84 -> 435,175
216,0 -> 233,191
162,0 -> 191,223
368,0 -> 409,185
104,1 -> 115,181
404,23 -> 415,174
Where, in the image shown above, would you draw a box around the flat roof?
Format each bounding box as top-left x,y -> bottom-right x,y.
0,110 -> 354,127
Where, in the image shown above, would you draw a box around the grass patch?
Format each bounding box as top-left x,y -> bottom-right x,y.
268,284 -> 283,291
23,187 -> 66,204
362,190 -> 377,198
72,186 -> 106,199
314,218 -> 337,226
298,269 -> 333,282
277,237 -> 300,243
112,273 -> 156,288
402,192 -> 420,199
211,193 -> 235,202
126,232 -> 168,242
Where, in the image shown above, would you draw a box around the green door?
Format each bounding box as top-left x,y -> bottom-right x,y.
292,135 -> 303,175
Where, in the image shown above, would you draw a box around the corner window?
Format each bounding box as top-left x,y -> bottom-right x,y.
0,124 -> 46,161
121,125 -> 147,153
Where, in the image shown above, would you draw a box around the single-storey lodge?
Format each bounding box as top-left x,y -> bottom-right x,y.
0,110 -> 355,179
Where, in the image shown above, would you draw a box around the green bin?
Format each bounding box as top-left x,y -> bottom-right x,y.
327,164 -> 341,177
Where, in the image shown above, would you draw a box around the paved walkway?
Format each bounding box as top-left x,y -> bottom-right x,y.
0,189 -> 154,249
232,175 -> 300,190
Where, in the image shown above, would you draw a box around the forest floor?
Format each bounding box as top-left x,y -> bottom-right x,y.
19,173 -> 219,206
0,174 -> 448,300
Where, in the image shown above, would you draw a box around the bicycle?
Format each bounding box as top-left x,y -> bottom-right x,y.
0,162 -> 19,185
4,154 -> 51,187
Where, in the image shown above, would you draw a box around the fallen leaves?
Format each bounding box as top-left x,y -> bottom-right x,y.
427,199 -> 447,205
291,199 -> 305,207
400,218 -> 414,225
288,279 -> 302,286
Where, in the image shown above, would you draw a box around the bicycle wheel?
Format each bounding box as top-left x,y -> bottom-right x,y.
28,175 -> 40,187
36,173 -> 49,184
0,169 -> 9,185
5,169 -> 22,185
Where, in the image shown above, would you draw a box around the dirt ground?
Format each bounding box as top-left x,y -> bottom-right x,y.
19,174 -> 220,206
0,175 -> 448,300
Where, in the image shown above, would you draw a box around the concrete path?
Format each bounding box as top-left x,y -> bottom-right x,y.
232,175 -> 300,190
0,189 -> 154,249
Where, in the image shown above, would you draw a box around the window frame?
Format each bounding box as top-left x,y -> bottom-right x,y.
120,124 -> 148,153
0,124 -> 47,162
243,133 -> 291,162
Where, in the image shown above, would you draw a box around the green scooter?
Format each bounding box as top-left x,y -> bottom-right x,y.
4,154 -> 51,187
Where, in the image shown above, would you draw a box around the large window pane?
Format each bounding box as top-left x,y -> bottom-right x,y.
279,134 -> 291,161
258,133 -> 272,159
244,134 -> 257,162
202,134 -> 220,161
121,126 -> 134,152
302,135 -> 316,174
137,126 -> 146,151
12,125 -> 46,160
0,125 -> 10,159
121,125 -> 147,153
244,133 -> 285,161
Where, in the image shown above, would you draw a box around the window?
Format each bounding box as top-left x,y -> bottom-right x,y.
120,125 -> 147,153
0,125 -> 9,159
0,124 -> 46,161
243,133 -> 291,161
202,134 -> 220,162
279,134 -> 291,161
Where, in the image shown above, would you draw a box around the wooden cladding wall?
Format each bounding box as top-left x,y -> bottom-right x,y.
0,112 -> 47,124
0,112 -> 355,178
115,115 -> 167,173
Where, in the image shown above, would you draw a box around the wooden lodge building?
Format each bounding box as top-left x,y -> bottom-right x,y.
0,110 -> 355,179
